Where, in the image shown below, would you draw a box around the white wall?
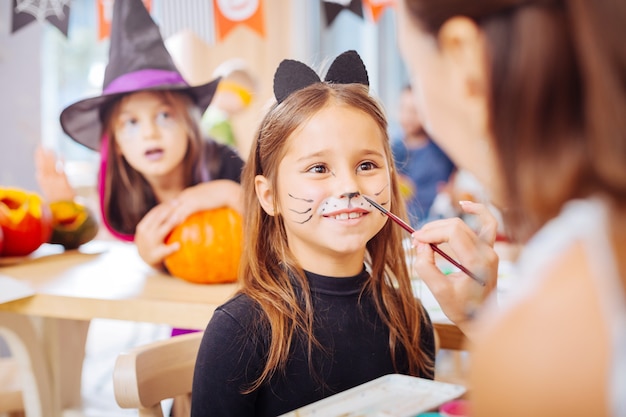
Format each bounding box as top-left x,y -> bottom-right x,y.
0,1 -> 42,192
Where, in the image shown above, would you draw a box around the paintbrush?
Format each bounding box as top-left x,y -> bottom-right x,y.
363,195 -> 485,286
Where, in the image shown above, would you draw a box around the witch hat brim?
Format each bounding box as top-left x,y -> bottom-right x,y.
59,0 -> 220,151
60,73 -> 219,151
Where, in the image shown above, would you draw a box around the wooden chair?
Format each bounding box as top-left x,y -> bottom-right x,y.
112,331 -> 204,417
433,324 -> 469,387
0,356 -> 25,417
433,323 -> 468,351
0,313 -> 54,417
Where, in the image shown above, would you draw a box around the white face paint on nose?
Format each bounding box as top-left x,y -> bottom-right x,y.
316,192 -> 370,216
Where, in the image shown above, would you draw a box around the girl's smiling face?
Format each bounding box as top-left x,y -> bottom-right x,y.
113,91 -> 189,181
259,103 -> 391,276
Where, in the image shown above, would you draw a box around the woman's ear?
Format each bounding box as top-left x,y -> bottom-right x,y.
438,16 -> 488,100
255,174 -> 276,216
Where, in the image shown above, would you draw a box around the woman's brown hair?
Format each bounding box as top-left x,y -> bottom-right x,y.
101,91 -> 204,235
239,82 -> 433,392
403,0 -> 626,241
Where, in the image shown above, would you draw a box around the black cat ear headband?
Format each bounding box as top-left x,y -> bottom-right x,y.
256,50 -> 369,174
273,50 -> 369,103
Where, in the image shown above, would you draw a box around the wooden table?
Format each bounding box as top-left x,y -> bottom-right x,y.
0,240 -> 239,416
0,240 -> 463,415
0,240 -> 238,329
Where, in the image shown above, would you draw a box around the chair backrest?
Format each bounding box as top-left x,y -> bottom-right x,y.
113,331 -> 203,417
0,312 -> 55,417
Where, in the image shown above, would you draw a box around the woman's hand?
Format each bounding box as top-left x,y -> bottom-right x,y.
411,201 -> 499,337
134,202 -> 182,269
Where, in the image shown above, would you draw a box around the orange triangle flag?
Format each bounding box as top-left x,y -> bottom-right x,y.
214,0 -> 266,41
362,0 -> 395,22
98,0 -> 152,40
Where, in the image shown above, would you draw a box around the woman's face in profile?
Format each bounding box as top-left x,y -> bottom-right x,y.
395,2 -> 440,139
395,0 -> 505,204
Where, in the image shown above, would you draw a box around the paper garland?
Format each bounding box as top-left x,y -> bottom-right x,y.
11,0 -> 71,36
213,0 -> 265,41
98,0 -> 152,40
323,0 -> 394,26
10,0 -> 392,42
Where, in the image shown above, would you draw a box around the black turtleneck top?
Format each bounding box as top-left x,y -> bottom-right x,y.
191,269 -> 435,417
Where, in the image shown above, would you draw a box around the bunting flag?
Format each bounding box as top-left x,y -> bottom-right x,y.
11,0 -> 71,36
362,0 -> 395,22
98,0 -> 152,40
213,0 -> 265,42
322,0 -> 363,27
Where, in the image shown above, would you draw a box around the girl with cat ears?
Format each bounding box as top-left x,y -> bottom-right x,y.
193,50 -> 462,416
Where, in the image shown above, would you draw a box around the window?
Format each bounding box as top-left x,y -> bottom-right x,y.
41,0 -> 107,187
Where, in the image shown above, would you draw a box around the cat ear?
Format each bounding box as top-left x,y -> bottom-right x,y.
273,59 -> 321,104
324,50 -> 369,88
273,50 -> 369,104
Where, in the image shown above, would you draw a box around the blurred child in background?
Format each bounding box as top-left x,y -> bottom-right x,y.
391,84 -> 455,227
201,58 -> 259,149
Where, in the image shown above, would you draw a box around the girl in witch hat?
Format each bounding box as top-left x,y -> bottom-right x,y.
46,0 -> 244,270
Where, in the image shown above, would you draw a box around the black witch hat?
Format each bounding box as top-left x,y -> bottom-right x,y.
59,0 -> 220,151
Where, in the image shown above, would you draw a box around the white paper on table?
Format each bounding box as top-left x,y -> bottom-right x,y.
279,374 -> 466,417
0,274 -> 36,304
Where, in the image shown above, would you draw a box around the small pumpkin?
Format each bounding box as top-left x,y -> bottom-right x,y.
49,200 -> 99,250
164,207 -> 243,284
0,187 -> 52,256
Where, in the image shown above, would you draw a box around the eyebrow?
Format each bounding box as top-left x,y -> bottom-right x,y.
296,149 -> 385,163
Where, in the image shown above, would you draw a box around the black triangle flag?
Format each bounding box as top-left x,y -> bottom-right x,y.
323,0 -> 363,27
11,0 -> 71,37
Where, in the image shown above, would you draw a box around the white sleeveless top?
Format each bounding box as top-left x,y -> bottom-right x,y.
509,198 -> 626,416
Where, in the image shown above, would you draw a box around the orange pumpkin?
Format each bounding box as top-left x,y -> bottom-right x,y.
0,187 -> 52,256
164,207 -> 243,284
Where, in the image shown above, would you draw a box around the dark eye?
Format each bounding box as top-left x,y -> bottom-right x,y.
357,161 -> 377,172
307,164 -> 328,174
156,110 -> 171,122
123,118 -> 138,128
118,118 -> 140,139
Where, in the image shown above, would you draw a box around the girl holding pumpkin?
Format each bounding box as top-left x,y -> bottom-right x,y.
40,0 -> 244,271
191,50 -> 498,417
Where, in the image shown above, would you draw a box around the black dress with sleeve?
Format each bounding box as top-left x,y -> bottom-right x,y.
191,268 -> 436,417
195,139 -> 244,184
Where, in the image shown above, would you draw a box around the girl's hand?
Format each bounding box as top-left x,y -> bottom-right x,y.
411,201 -> 499,336
134,202 -> 182,269
34,146 -> 76,202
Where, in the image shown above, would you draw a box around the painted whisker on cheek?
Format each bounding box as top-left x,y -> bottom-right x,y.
289,208 -> 311,215
287,193 -> 314,224
374,184 -> 391,207
288,193 -> 313,203
294,215 -> 313,224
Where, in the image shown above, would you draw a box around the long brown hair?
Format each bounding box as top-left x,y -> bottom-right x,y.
100,91 -> 204,235
240,82 -> 433,392
403,0 -> 626,241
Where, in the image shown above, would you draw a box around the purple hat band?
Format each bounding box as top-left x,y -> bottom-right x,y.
104,69 -> 189,95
